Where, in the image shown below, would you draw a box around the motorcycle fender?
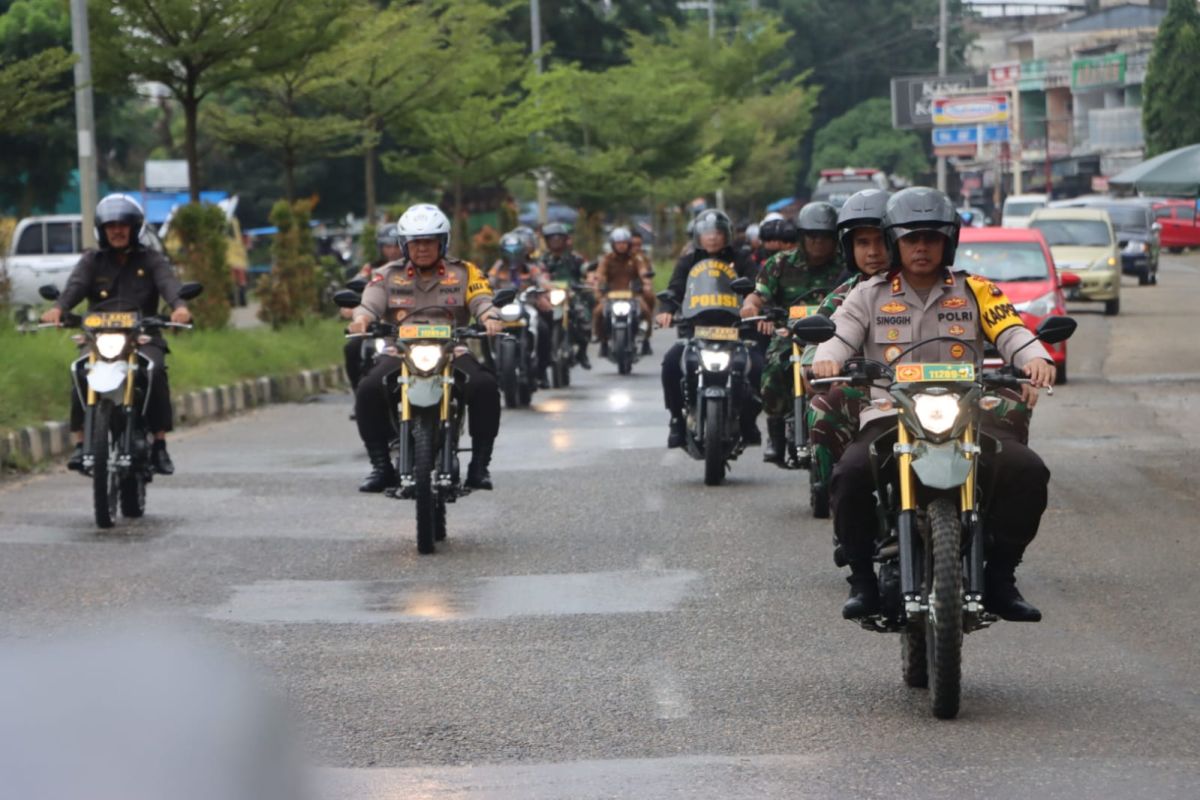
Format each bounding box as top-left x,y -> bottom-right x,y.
703,386 -> 728,398
87,360 -> 130,396
910,440 -> 972,490
407,377 -> 443,408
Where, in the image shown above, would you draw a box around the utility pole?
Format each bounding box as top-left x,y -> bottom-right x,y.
936,0 -> 948,194
708,0 -> 716,39
531,0 -> 549,226
70,0 -> 98,248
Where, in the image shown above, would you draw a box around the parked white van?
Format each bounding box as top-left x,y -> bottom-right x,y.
1001,193 -> 1048,228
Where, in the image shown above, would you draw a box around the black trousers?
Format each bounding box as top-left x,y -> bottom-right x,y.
355,353 -> 501,445
660,340 -> 763,432
69,342 -> 172,434
343,340 -> 365,390
830,418 -> 1050,567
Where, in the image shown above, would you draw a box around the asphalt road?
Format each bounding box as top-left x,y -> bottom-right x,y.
3,254 -> 1200,798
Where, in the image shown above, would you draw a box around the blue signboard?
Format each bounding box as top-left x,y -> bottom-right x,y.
931,125 -> 1010,147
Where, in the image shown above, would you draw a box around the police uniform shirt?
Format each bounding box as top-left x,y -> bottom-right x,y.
355,257 -> 494,327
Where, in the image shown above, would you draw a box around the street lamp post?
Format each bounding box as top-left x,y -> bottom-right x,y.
70,0 -> 98,248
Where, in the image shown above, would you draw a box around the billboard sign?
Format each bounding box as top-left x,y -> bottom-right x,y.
1072,53 -> 1126,91
932,94 -> 1010,125
144,160 -> 189,191
988,61 -> 1020,89
890,73 -> 988,130
931,125 -> 1010,147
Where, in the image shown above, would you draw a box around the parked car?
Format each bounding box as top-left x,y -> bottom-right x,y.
956,227 -> 1076,382
3,215 -> 165,309
1029,206 -> 1121,315
1001,193 -> 1048,227
1050,197 -> 1159,285
1152,199 -> 1200,253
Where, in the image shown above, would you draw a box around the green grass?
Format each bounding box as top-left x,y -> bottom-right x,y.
0,318 -> 345,434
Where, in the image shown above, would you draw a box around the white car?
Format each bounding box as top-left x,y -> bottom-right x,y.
1001,193 -> 1048,228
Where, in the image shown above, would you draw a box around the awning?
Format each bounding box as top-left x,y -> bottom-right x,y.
1108,144 -> 1200,198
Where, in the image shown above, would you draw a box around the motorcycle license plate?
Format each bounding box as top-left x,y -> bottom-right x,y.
694,326 -> 739,341
607,290 -> 635,299
894,363 -> 976,382
501,320 -> 527,328
396,324 -> 452,340
82,311 -> 137,329
788,305 -> 821,320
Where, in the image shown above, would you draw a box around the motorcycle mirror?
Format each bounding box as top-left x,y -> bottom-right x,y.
730,277 -> 755,296
1035,315 -> 1076,345
491,288 -> 517,307
178,282 -> 204,301
38,284 -> 61,301
345,277 -> 368,293
790,314 -> 837,343
332,289 -> 362,309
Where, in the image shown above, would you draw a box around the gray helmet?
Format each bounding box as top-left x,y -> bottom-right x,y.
836,189 -> 890,268
692,209 -> 732,247
542,221 -> 569,238
760,217 -> 798,244
881,187 -> 960,267
513,225 -> 538,253
499,232 -> 528,262
609,226 -> 632,244
796,201 -> 838,236
376,224 -> 401,251
95,194 -> 146,250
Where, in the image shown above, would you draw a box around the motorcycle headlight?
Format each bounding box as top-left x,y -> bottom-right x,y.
549,288 -> 567,306
95,332 -> 128,359
407,343 -> 444,374
610,300 -> 632,317
373,338 -> 387,355
700,349 -> 731,372
1123,240 -> 1146,254
1014,291 -> 1057,317
912,392 -> 961,435
499,303 -> 523,321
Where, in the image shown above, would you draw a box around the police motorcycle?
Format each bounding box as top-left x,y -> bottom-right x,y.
602,281 -> 646,376
657,262 -> 759,486
793,313 -> 1076,719
33,282 -> 203,529
492,286 -> 544,408
546,281 -> 574,388
334,288 -> 516,555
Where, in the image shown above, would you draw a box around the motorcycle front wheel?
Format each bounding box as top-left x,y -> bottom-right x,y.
703,398 -> 726,487
91,401 -> 118,529
926,497 -> 964,718
413,414 -> 438,555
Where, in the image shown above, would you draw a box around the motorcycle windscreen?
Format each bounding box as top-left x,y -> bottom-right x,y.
679,258 -> 741,326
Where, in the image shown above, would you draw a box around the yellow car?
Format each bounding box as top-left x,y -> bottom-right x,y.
1029,207 -> 1121,316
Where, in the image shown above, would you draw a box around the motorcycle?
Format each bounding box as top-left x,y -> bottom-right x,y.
492,286 -> 543,408
546,281 -> 574,388
656,266 -> 758,486
334,288 -> 515,555
793,313 -> 1076,719
601,280 -> 648,375
34,282 -> 203,529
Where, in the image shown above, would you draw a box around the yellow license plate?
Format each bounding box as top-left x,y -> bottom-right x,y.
607,290 -> 634,299
396,324 -> 452,340
694,326 -> 739,341
788,305 -> 821,320
895,363 -> 976,382
82,311 -> 137,329
501,320 -> 527,328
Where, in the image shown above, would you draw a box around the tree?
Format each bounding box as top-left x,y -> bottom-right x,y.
0,47 -> 73,134
505,0 -> 683,70
92,0 -> 297,201
809,97 -> 930,185
1143,0 -> 1200,156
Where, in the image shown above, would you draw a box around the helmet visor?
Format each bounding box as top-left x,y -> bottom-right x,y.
890,224 -> 957,243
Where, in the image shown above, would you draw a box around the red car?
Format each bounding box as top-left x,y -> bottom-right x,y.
956,227 -> 1079,383
1152,199 -> 1200,252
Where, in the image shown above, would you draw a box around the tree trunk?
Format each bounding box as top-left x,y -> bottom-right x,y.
184,74 -> 200,203
284,150 -> 296,202
364,119 -> 377,223
452,177 -> 466,259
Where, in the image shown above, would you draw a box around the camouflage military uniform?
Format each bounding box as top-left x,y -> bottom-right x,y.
755,249 -> 843,417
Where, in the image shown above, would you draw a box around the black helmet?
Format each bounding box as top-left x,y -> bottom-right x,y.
542,221 -> 569,238
692,209 -> 732,248
881,187 -> 960,267
95,194 -> 145,250
376,223 -> 401,250
759,217 -> 798,244
796,201 -> 838,236
836,189 -> 890,266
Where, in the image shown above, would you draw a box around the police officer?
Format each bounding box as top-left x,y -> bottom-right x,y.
539,222 -> 591,369
594,227 -> 652,357
657,209 -> 762,448
41,194 -> 191,475
490,231 -> 553,388
349,204 -> 504,492
342,224 -> 403,392
812,187 -> 1056,622
741,201 -> 844,463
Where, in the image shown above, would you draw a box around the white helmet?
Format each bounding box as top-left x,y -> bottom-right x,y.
746,223 -> 760,242
396,203 -> 451,258
759,211 -> 784,226
610,226 -> 632,243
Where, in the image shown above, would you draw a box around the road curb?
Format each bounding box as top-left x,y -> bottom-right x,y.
1,364 -> 348,472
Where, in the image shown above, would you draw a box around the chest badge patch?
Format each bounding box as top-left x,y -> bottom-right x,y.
884,345 -> 902,362
988,282 -> 1003,297
949,343 -> 966,359
880,301 -> 907,314
941,296 -> 967,309
948,324 -> 966,336
887,328 -> 900,341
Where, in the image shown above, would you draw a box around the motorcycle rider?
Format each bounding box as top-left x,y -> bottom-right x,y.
812,187 -> 1056,622
740,201 -> 844,464
539,221 -> 591,369
594,227 -> 653,358
489,231 -> 553,388
41,194 -> 192,475
342,224 -> 403,391
657,209 -> 762,448
350,204 -> 504,493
